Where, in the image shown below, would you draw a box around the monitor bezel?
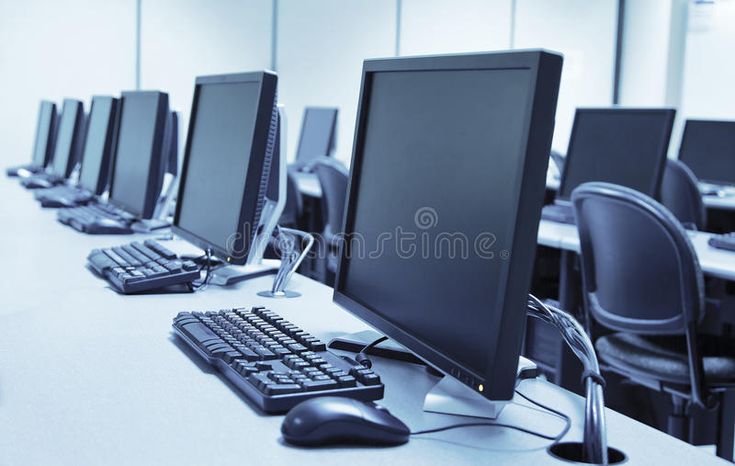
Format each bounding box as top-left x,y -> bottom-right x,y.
172,71 -> 278,266
332,50 -> 563,402
78,96 -> 120,195
678,119 -> 735,186
557,107 -> 676,201
108,91 -> 169,219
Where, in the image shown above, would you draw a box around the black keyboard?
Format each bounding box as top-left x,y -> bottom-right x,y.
58,202 -> 136,234
87,239 -> 200,293
173,306 -> 384,413
6,164 -> 43,177
541,203 -> 576,224
709,233 -> 735,252
35,185 -> 93,208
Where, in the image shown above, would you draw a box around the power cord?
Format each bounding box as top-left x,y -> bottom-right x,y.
192,248 -> 215,291
411,387 -> 571,445
355,336 -> 388,369
354,335 -> 572,446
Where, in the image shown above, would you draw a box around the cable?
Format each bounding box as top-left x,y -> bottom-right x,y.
192,248 -> 214,291
410,386 -> 571,446
355,335 -> 388,369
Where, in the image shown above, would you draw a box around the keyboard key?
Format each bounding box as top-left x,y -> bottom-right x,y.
301,379 -> 339,391
264,384 -> 302,395
145,239 -> 178,259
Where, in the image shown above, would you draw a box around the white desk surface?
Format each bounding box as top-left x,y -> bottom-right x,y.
0,176 -> 728,465
538,220 -> 735,281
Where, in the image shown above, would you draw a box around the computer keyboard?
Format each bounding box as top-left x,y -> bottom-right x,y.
87,239 -> 200,293
35,185 -> 93,208
173,306 -> 384,413
57,202 -> 136,234
541,203 -> 576,224
708,233 -> 735,252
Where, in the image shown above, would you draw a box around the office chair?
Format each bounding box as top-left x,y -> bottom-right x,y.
314,158 -> 348,284
572,182 -> 735,461
660,159 -> 706,230
280,172 -> 303,229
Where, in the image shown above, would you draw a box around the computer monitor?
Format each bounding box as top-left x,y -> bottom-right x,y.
108,91 -> 170,219
31,100 -> 58,168
295,107 -> 337,163
333,50 -> 563,403
77,96 -> 120,195
173,71 -> 278,265
678,119 -> 735,186
557,108 -> 675,201
48,99 -> 84,178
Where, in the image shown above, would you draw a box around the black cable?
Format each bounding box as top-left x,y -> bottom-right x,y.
192,248 -> 214,291
410,387 -> 571,446
355,335 -> 388,369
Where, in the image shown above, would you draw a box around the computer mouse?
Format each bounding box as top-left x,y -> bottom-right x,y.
281,397 -> 410,447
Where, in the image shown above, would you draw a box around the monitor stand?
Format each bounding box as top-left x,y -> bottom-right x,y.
209,263 -> 278,286
132,218 -> 171,233
329,330 -> 537,420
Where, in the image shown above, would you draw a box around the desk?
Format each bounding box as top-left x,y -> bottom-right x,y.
0,177 -> 728,465
537,220 -> 735,282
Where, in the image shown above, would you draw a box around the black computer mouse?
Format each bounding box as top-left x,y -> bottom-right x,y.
281,397 -> 410,447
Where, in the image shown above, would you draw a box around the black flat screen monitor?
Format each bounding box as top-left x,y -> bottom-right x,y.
108,91 -> 169,219
295,107 -> 337,163
557,108 -> 675,201
173,71 -> 278,265
49,99 -> 84,178
78,96 -> 119,195
333,51 -> 563,402
678,119 -> 735,185
31,101 -> 58,167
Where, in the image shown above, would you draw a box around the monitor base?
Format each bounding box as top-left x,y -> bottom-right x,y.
209,263 -> 278,286
423,356 -> 536,420
257,290 -> 301,298
328,330 -> 426,366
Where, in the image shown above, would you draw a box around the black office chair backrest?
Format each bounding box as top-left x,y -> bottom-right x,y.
660,159 -> 706,230
314,158 -> 348,243
280,171 -> 303,228
572,182 -> 704,334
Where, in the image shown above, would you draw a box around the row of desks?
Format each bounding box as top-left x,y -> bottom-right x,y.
0,176 -> 729,465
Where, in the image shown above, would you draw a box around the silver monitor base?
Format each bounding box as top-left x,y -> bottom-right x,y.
257,290 -> 301,298
209,263 -> 278,286
424,356 -> 536,419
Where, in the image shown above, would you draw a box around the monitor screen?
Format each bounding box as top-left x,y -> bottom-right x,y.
295,107 -> 337,162
558,108 -> 675,200
31,101 -> 56,167
174,72 -> 278,263
50,100 -> 82,178
109,92 -> 167,217
79,97 -> 116,193
334,51 -> 562,401
678,120 -> 735,185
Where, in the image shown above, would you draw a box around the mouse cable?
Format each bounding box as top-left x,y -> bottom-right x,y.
355,335 -> 389,369
411,388 -> 571,445
192,248 -> 214,291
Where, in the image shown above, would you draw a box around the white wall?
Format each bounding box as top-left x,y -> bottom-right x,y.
0,0 -> 136,166
140,0 -> 272,149
514,0 -> 618,153
680,0 -> 735,121
399,0 -> 511,55
276,0 -> 397,165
